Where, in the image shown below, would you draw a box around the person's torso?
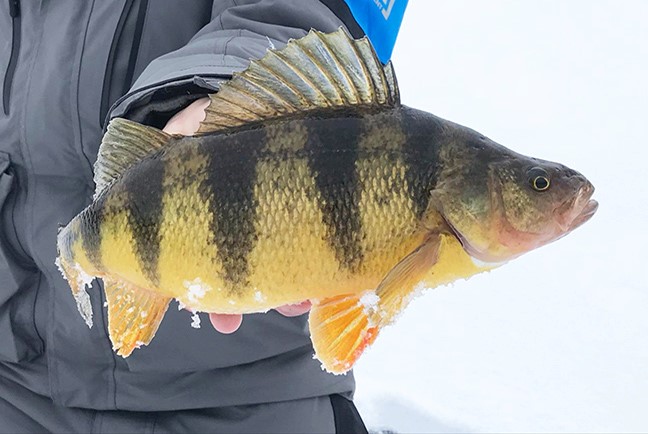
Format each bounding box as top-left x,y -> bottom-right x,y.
0,0 -> 354,410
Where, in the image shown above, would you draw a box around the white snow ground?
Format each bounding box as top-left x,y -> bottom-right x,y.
353,1 -> 648,432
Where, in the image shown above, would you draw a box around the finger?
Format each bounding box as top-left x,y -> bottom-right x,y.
163,97 -> 210,136
209,313 -> 243,334
275,301 -> 312,317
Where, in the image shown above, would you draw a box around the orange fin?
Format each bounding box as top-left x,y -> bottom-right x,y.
309,233 -> 442,374
103,279 -> 171,357
309,293 -> 380,375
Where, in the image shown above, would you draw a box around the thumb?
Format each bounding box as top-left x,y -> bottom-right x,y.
163,97 -> 210,136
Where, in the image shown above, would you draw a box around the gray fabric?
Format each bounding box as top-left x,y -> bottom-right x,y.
0,0 -> 359,431
0,372 -> 336,434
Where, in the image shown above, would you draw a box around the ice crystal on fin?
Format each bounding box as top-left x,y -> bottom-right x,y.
54,256 -> 65,279
360,292 -> 380,312
74,263 -> 95,289
70,263 -> 95,328
74,288 -> 94,329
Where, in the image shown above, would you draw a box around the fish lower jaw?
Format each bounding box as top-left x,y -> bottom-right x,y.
566,199 -> 598,231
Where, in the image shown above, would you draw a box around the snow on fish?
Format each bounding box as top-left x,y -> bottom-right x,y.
56,28 -> 598,374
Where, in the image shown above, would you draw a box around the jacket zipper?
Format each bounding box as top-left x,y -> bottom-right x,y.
99,0 -> 148,125
122,0 -> 148,95
2,0 -> 21,115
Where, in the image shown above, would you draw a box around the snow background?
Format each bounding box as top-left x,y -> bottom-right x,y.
353,1 -> 648,432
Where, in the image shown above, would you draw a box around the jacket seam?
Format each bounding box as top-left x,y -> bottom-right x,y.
100,280 -> 119,409
18,0 -> 52,401
222,31 -> 240,58
73,0 -> 99,184
31,272 -> 45,351
124,0 -> 150,92
2,166 -> 35,267
99,0 -> 134,126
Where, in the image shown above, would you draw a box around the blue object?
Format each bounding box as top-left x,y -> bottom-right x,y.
343,0 -> 408,63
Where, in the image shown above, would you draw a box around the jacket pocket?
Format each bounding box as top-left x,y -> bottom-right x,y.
0,152 -> 42,362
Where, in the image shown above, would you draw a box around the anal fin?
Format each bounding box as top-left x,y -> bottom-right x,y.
309,233 -> 442,374
103,279 -> 171,357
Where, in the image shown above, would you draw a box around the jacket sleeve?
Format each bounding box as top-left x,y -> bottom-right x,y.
107,0 -> 363,128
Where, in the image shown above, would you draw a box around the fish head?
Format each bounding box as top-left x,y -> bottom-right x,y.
486,157 -> 598,259
432,135 -> 598,264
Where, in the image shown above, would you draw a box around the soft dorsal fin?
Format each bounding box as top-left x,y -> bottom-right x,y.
197,27 -> 400,134
94,118 -> 172,198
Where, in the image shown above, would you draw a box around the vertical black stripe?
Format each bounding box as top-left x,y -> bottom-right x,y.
200,131 -> 263,290
80,195 -> 105,271
121,155 -> 165,285
304,116 -> 364,270
401,107 -> 442,218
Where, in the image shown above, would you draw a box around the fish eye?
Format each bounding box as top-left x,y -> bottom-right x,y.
532,176 -> 550,191
528,167 -> 550,192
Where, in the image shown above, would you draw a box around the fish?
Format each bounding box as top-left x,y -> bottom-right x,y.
56,28 -> 598,374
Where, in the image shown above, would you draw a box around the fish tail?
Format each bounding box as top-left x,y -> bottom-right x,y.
56,217 -> 96,328
56,216 -> 79,266
309,292 -> 380,375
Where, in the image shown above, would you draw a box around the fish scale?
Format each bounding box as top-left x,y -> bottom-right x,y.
56,28 -> 597,372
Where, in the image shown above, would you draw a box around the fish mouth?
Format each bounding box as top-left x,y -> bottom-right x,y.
568,198 -> 598,231
555,182 -> 598,232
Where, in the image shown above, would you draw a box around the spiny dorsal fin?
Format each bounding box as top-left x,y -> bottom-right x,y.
94,118 -> 172,198
197,27 -> 400,134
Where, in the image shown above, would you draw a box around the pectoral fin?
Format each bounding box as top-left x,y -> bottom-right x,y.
103,279 -> 171,357
309,233 -> 441,374
374,233 -> 441,325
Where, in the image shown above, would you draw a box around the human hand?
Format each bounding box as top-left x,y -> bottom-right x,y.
209,301 -> 312,333
163,97 -> 312,333
162,97 -> 210,135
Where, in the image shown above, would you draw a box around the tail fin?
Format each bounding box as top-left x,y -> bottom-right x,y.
55,218 -> 95,328
55,254 -> 95,329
